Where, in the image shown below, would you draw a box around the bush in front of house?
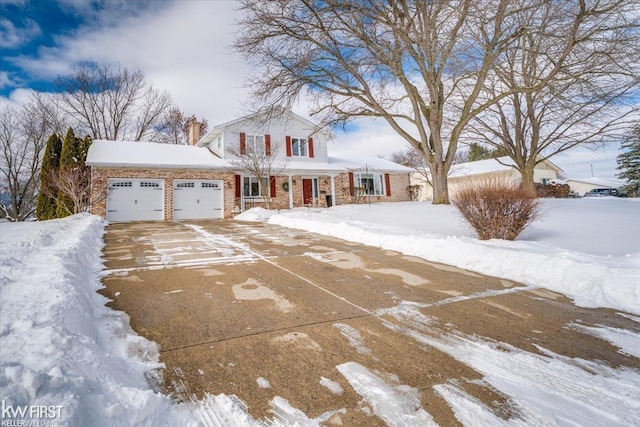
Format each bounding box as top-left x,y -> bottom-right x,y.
536,181 -> 570,198
453,179 -> 540,241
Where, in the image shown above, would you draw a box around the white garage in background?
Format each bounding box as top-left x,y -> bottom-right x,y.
173,179 -> 224,220
106,179 -> 164,222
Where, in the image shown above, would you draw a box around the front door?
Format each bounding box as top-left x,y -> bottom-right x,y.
302,179 -> 314,205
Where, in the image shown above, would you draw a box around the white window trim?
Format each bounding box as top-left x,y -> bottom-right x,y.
243,175 -> 269,199
291,137 -> 308,157
245,134 -> 265,155
355,172 -> 385,196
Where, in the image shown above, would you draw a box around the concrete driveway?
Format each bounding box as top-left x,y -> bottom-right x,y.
100,220 -> 640,425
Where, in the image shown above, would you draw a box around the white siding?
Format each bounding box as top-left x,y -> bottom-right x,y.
222,116 -> 329,163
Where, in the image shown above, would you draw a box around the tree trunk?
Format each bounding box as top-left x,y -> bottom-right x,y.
520,167 -> 536,196
431,165 -> 450,204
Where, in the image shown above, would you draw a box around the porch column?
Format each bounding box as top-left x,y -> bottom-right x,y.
330,175 -> 336,207
288,175 -> 294,209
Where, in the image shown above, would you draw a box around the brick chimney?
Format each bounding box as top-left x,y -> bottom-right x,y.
188,121 -> 201,146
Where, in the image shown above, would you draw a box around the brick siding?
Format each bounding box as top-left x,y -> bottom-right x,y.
91,167 -> 411,220
91,167 -> 237,220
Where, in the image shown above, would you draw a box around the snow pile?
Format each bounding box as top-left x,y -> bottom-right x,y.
234,207 -> 278,221
0,214 -> 349,426
0,215 -> 201,426
237,200 -> 640,314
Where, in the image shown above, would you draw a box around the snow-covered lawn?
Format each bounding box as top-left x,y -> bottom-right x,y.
239,198 -> 640,315
1,199 -> 638,426
0,215 -> 253,426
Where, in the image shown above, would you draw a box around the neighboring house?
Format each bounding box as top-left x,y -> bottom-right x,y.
565,177 -> 626,196
411,156 -> 563,201
86,110 -> 412,222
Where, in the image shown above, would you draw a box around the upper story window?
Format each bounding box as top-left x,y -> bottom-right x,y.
291,138 -> 308,157
240,133 -> 271,156
246,134 -> 265,155
286,136 -> 314,158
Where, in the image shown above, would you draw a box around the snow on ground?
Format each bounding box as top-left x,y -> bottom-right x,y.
238,198 -> 640,315
1,202 -> 639,426
0,215 -> 264,426
380,304 -> 640,426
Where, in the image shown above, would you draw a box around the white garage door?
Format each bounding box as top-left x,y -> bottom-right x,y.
173,179 -> 223,220
106,179 -> 164,222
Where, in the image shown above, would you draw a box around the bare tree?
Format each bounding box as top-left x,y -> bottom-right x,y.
0,104 -> 49,221
235,0 -> 534,204
228,135 -> 287,209
390,145 -> 468,189
466,0 -> 640,193
47,63 -> 173,141
28,92 -> 71,138
156,107 -> 209,144
41,167 -> 105,216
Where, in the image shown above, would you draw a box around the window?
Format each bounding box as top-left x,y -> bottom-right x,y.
246,134 -> 265,155
291,138 -> 308,157
140,182 -> 160,188
111,181 -> 132,187
176,182 -> 194,188
355,173 -> 384,196
243,176 -> 268,198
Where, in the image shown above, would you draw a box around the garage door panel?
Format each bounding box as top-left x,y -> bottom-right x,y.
173,180 -> 223,220
106,179 -> 164,222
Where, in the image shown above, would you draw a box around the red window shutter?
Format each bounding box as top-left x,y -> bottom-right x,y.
308,137 -> 314,158
285,136 -> 292,157
265,134 -> 271,156
348,172 -> 354,189
235,175 -> 241,197
270,176 -> 276,197
385,173 -> 391,196
240,133 -> 246,155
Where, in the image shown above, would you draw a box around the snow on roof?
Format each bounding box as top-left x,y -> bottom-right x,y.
448,156 -> 517,178
328,156 -> 414,173
86,140 -> 230,169
565,177 -> 626,188
86,140 -> 411,174
446,156 -> 563,178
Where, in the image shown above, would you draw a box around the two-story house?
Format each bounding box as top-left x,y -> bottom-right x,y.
86,110 -> 412,222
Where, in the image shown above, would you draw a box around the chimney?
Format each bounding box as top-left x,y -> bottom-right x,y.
188,121 -> 201,146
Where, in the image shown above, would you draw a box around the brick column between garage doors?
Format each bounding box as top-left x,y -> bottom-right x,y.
90,168 -> 237,220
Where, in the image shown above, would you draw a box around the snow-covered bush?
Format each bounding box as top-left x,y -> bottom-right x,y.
453,179 -> 540,240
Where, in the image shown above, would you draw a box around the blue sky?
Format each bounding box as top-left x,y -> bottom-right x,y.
0,0 -> 630,179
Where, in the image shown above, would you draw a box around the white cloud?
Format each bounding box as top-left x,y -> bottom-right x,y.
6,1 -> 248,124
1,0 -> 630,180
0,17 -> 41,48
0,71 -> 14,89
330,118 -> 411,158
0,87 -> 37,109
553,146 -> 623,180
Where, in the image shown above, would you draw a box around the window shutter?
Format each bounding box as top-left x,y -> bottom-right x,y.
308,137 -> 314,158
348,172 -> 354,193
270,176 -> 276,197
235,175 -> 241,198
286,136 -> 292,157
385,173 -> 391,196
239,133 -> 246,155
265,134 -> 271,156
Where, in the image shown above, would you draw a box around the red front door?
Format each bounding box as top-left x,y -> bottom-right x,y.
302,179 -> 313,205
